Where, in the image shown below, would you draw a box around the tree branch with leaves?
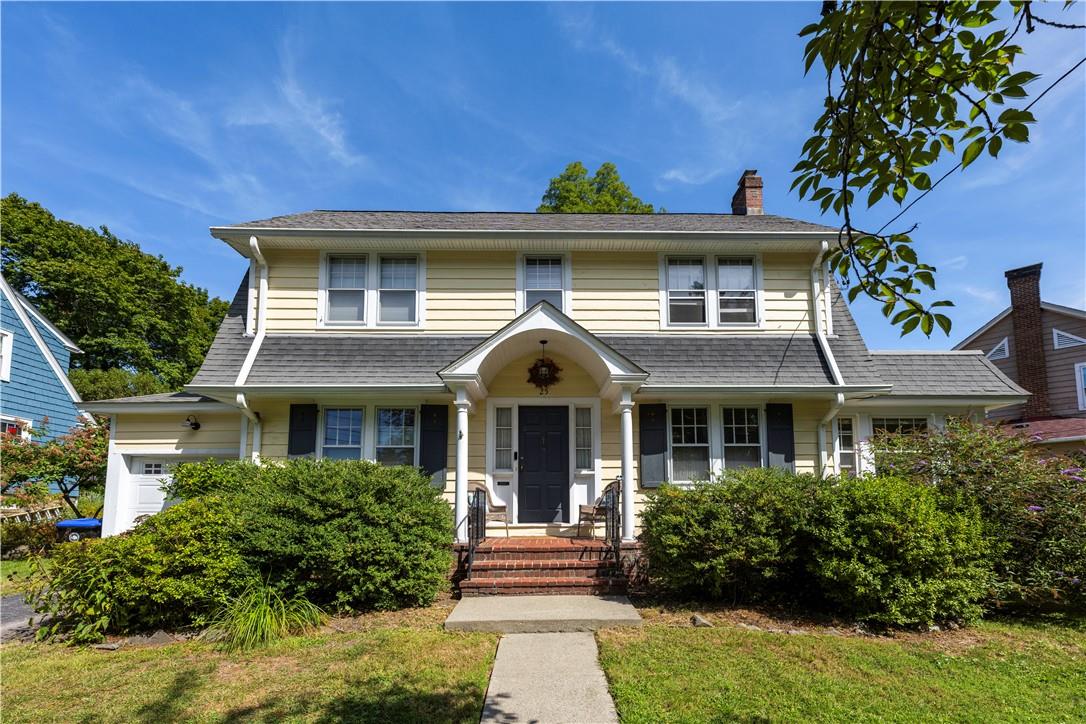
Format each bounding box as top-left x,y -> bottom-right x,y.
793,1 -> 1085,336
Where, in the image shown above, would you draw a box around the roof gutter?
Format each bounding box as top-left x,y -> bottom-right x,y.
811,240 -> 844,386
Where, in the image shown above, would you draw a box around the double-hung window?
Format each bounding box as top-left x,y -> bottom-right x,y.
326,256 -> 367,323
836,417 -> 857,476
1076,362 -> 1086,411
717,258 -> 757,324
376,407 -> 416,466
524,256 -> 565,310
722,407 -> 761,469
666,258 -> 707,325
378,256 -> 418,324
670,407 -> 710,482
323,409 -> 363,460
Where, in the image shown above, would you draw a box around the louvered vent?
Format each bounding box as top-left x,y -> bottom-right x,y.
1053,329 -> 1086,350
986,337 -> 1009,361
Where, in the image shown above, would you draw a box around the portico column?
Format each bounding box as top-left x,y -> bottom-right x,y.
454,388 -> 471,543
618,388 -> 636,541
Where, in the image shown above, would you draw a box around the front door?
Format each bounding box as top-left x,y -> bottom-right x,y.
518,406 -> 569,523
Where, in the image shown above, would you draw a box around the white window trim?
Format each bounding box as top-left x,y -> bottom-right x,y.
666,405 -> 712,483
1,414 -> 32,440
720,405 -> 766,471
484,397 -> 601,525
1076,362 -> 1086,411
315,403 -> 421,465
1054,328 -> 1086,350
658,253 -> 765,330
833,415 -> 858,475
665,403 -> 768,483
317,251 -> 426,330
0,330 -> 12,382
853,410 -> 945,474
515,252 -> 572,315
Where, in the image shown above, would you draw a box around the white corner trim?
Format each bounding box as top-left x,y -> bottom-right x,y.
0,275 -> 83,405
0,330 -> 12,382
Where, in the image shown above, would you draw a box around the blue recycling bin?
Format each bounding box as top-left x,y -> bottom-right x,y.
56,517 -> 102,543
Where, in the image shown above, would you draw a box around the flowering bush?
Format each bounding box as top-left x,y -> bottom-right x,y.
873,419 -> 1086,610
1,422 -> 107,518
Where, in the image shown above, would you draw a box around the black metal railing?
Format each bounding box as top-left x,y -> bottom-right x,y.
603,478 -> 621,561
465,488 -> 486,578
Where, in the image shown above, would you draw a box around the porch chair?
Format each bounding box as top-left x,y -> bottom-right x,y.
467,481 -> 511,538
577,479 -> 620,539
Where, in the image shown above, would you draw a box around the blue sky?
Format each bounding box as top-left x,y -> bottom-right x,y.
3,2 -> 1084,350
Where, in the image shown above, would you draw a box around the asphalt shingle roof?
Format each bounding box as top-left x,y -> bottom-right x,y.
84,391 -> 219,405
188,276 -> 254,387
220,211 -> 837,234
871,352 -> 1027,397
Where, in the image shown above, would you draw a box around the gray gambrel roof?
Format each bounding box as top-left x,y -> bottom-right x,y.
217,210 -> 837,234
185,274 -> 1023,399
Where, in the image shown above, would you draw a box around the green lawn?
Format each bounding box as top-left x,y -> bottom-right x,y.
598,614 -> 1086,723
1,606 -> 498,723
0,558 -> 36,597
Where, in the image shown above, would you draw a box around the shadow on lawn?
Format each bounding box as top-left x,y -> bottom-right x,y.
217,680 -> 502,724
133,669 -> 205,723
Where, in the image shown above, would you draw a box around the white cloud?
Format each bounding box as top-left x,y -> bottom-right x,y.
937,254 -> 969,271
962,285 -> 1002,304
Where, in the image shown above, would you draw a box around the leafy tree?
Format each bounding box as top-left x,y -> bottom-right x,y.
1,194 -> 230,387
1,422 -> 109,518
69,368 -> 172,402
538,161 -> 657,213
793,2 -> 1084,335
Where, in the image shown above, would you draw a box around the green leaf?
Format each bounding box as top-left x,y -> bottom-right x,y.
900,316 -> 921,335
938,134 -> 955,153
1003,124 -> 1029,142
920,314 -> 934,336
897,245 -> 918,264
961,137 -> 986,168
934,313 -> 952,335
988,135 -> 1002,157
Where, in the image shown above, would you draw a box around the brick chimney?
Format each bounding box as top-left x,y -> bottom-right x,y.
731,169 -> 764,215
1005,263 -> 1050,418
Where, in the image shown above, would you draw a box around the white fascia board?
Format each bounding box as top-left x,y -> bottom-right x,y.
81,401 -> 238,414
0,275 -> 84,406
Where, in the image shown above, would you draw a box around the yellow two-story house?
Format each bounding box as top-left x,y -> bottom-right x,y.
88,171 -> 1026,548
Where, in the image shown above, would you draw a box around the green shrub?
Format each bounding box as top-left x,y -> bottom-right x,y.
875,419 -> 1086,610
29,497 -> 257,642
806,475 -> 991,627
1,519 -> 56,556
164,459 -> 259,500
640,468 -> 819,601
203,579 -> 326,651
231,460 -> 453,611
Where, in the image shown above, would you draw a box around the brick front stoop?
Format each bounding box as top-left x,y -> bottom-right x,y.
458,537 -> 634,596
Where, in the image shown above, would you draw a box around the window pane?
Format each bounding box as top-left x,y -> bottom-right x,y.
718,258 -> 755,289
575,407 -> 592,470
669,294 -> 706,324
376,447 -> 414,466
724,446 -> 761,470
329,256 -> 366,288
873,417 -> 927,435
328,290 -> 365,322
525,290 -> 564,310
379,290 -> 416,323
380,257 -> 417,289
525,257 -> 563,289
667,259 -> 705,290
719,292 -> 757,323
673,446 -> 710,482
322,446 -> 361,460
494,407 -> 513,471
378,408 -> 415,450
324,409 -> 362,447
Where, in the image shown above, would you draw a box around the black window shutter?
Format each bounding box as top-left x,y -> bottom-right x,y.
765,403 -> 795,472
639,404 -> 668,488
419,404 -> 449,487
287,404 -> 318,457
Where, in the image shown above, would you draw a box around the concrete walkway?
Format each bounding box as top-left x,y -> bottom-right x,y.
446,595 -> 642,633
481,632 -> 618,724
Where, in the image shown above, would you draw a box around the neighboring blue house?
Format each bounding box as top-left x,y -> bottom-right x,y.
0,274 -> 87,441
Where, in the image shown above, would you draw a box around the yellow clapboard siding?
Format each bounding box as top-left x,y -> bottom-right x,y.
114,413 -> 241,452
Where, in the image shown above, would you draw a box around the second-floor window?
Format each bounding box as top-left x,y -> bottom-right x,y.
524,256 -> 565,311
379,256 -> 418,324
718,258 -> 757,324
666,258 -> 707,325
327,256 -> 367,323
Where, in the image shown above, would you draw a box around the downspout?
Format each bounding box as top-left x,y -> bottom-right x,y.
812,241 -> 845,477
233,235 -> 267,462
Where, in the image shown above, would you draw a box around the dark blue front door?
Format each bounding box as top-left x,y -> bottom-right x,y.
518,406 -> 569,523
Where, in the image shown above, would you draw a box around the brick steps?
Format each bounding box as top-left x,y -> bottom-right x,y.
459,536 -> 628,596
460,576 -> 629,596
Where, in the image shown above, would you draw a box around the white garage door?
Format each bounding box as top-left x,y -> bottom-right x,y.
124,455 -> 232,530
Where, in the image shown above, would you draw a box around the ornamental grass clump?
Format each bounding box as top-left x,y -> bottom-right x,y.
203,580 -> 326,651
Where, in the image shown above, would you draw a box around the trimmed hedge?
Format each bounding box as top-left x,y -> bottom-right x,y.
30,459 -> 454,640
641,470 -> 993,627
